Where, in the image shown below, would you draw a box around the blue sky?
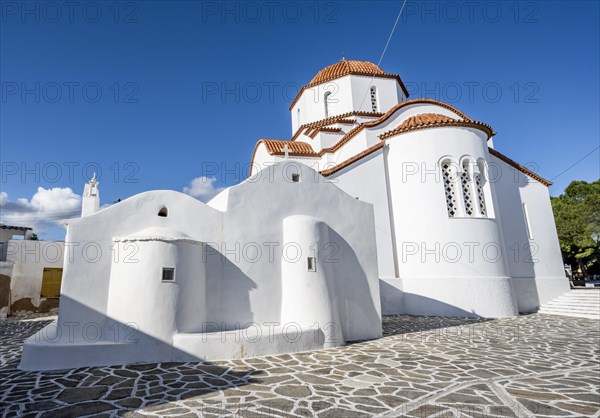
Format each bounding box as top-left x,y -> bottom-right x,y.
1,0 -> 599,239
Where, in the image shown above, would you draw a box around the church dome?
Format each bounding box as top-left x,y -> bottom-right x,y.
309,60 -> 388,85
289,59 -> 409,111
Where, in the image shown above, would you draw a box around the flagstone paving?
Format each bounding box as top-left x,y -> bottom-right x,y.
0,313 -> 598,417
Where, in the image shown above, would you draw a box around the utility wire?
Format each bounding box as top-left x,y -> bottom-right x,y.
377,0 -> 407,68
550,146 -> 599,182
336,0 -> 407,167
357,0 -> 407,112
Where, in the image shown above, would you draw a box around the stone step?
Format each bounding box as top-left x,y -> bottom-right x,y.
539,306 -> 600,314
544,298 -> 600,303
550,299 -> 600,304
555,292 -> 600,296
546,299 -> 600,306
553,294 -> 600,298
537,290 -> 600,319
538,310 -> 600,320
541,301 -> 600,307
543,302 -> 600,309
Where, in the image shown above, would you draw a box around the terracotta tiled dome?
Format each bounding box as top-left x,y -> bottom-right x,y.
289,59 -> 409,110
310,60 -> 387,85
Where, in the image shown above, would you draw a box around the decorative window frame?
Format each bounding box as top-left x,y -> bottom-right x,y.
440,157 -> 461,218
476,158 -> 494,218
459,158 -> 476,217
370,86 -> 378,112
440,156 -> 493,219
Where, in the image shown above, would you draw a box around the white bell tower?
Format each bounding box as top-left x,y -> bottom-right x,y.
81,173 -> 100,217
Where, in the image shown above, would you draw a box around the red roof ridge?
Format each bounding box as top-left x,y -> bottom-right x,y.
291,111 -> 381,141
379,113 -> 494,140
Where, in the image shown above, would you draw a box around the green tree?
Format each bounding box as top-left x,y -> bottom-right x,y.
551,180 -> 600,276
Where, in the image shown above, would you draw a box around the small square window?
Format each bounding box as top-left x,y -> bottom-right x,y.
307,257 -> 316,272
162,267 -> 175,282
291,173 -> 300,182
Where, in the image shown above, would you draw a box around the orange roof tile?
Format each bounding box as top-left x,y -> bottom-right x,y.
379,112 -> 494,140
307,127 -> 343,138
257,139 -> 318,157
291,111 -> 381,141
310,60 -> 387,84
399,113 -> 457,128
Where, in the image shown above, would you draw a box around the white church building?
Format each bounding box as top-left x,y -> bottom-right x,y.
252,60 -> 568,318
20,60 -> 568,370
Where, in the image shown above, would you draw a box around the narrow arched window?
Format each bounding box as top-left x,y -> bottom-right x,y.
297,107 -> 301,125
475,160 -> 487,216
324,91 -> 332,118
461,160 -> 475,216
158,206 -> 168,217
370,86 -> 378,112
441,161 -> 458,217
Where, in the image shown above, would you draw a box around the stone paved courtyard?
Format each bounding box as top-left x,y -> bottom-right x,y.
0,313 -> 598,417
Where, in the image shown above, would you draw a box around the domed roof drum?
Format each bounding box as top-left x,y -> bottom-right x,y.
289,60 -> 410,109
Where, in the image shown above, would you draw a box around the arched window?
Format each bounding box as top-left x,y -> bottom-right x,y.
441,160 -> 458,217
370,86 -> 378,112
158,206 -> 168,217
475,160 -> 487,216
461,160 -> 475,216
324,91 -> 332,118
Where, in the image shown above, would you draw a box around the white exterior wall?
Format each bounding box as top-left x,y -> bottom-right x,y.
385,127 -> 518,317
281,216 -> 343,348
349,76 -> 405,113
491,156 -> 569,312
291,75 -> 405,133
5,240 -> 65,309
107,235 -> 206,363
330,150 -> 396,279
291,77 -> 354,132
273,93 -> 563,319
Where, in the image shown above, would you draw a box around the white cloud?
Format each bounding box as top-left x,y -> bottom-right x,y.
0,187 -> 81,230
183,176 -> 225,202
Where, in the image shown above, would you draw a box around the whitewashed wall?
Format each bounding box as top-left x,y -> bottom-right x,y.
5,240 -> 65,310
329,149 -> 397,279
384,126 -> 518,318
491,156 -> 569,312
20,163 -> 381,370
290,75 -> 405,133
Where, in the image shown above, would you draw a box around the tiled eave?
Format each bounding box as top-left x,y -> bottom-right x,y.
489,148 -> 552,186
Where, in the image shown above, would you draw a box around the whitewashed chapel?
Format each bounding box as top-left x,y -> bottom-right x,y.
20,60 -> 567,370
21,162 -> 382,370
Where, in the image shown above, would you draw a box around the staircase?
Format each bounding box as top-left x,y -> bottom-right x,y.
538,289 -> 600,320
